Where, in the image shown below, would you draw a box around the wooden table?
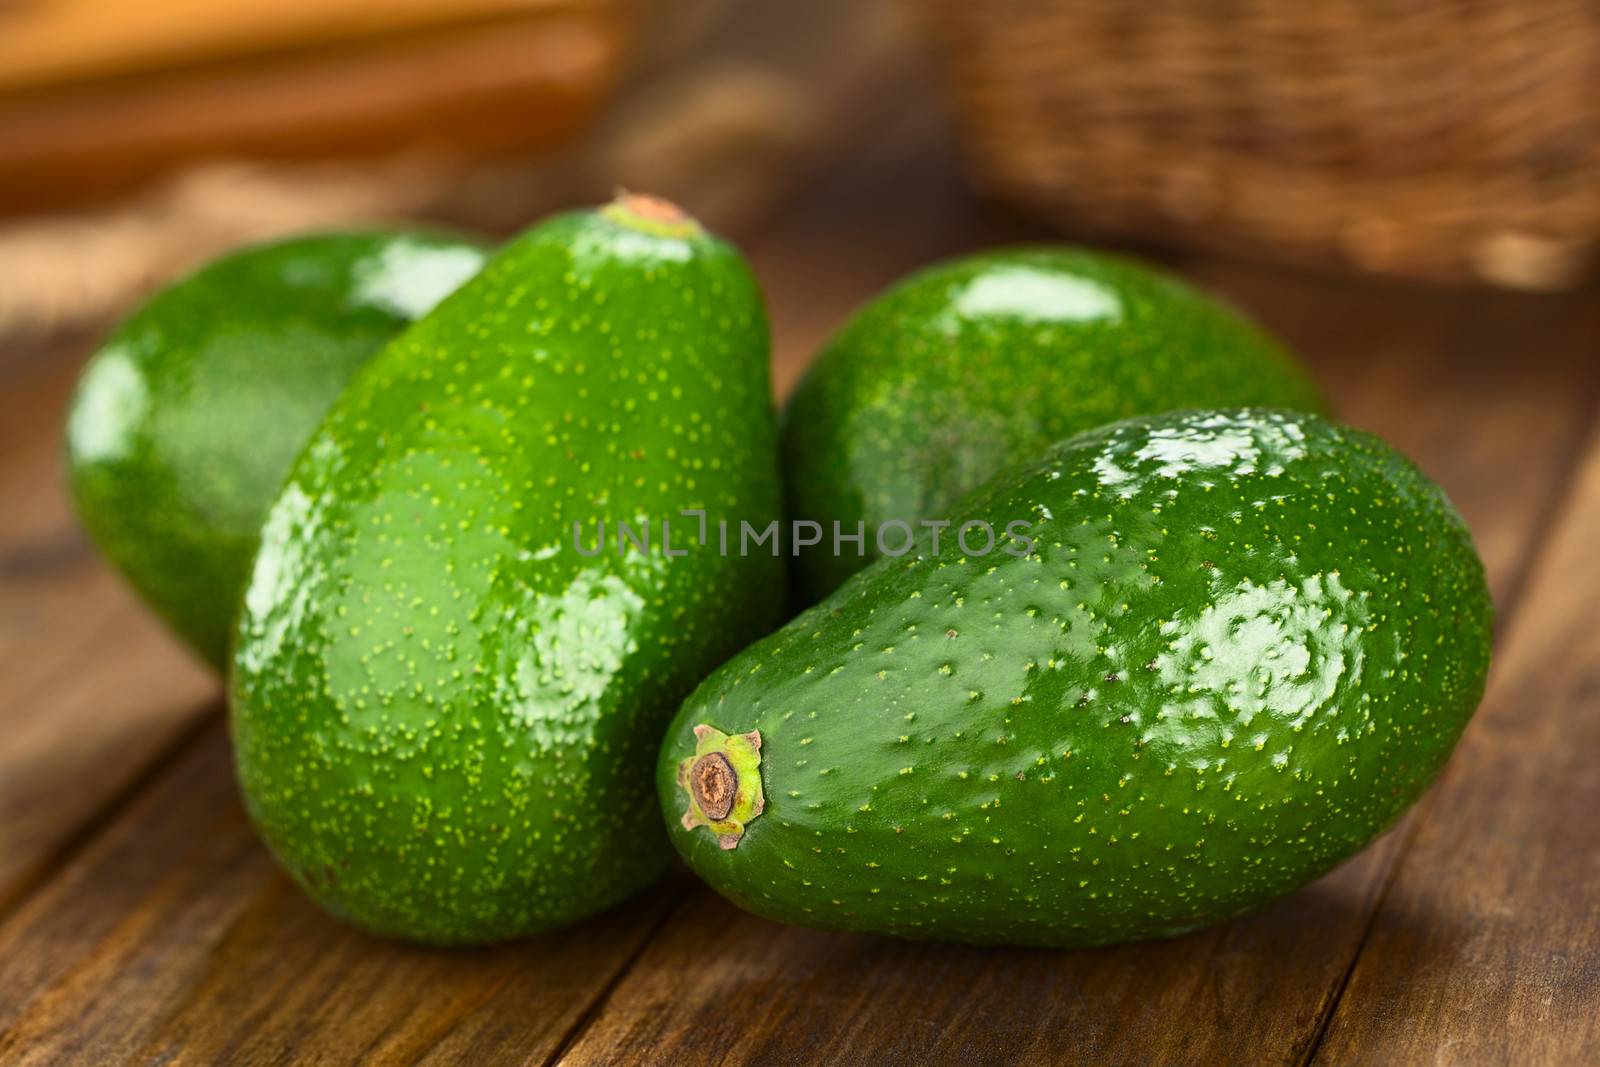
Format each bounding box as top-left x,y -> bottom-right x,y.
2,112 -> 1598,1066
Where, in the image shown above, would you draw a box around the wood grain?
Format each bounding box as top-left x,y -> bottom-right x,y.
1310,432 -> 1600,1062
0,347 -> 215,916
0,725 -> 683,1066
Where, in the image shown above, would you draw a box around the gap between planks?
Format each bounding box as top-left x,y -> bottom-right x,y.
1298,374 -> 1600,1067
0,703 -> 218,922
1307,408 -> 1600,1063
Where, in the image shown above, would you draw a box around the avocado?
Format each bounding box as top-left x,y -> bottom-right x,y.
231,195 -> 783,944
661,408 -> 1491,948
781,248 -> 1326,599
65,230 -> 489,668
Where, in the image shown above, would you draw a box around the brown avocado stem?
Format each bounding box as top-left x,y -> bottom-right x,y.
601,191 -> 702,239
690,751 -> 737,822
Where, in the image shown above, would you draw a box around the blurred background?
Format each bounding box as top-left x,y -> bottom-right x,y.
2,0 -> 1596,349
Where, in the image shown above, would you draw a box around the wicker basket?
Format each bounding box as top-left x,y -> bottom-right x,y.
922,0 -> 1600,290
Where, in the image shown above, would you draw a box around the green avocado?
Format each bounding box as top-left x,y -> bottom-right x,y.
65,230 -> 490,668
661,408 -> 1491,948
781,248 -> 1326,599
231,196 -> 783,945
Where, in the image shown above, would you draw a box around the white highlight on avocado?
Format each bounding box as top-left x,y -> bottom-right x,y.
68,346 -> 147,463
508,570 -> 647,747
953,267 -> 1123,324
239,482 -> 321,674
1092,413 -> 1310,495
351,239 -> 488,318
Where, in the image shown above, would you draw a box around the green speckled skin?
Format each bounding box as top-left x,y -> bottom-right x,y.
782,248 -> 1326,599
232,204 -> 783,944
66,230 -> 489,668
662,409 -> 1491,948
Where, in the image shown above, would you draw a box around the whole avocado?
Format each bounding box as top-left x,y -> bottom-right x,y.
662,409 -> 1491,948
232,196 -> 783,944
782,248 -> 1326,599
66,230 -> 489,668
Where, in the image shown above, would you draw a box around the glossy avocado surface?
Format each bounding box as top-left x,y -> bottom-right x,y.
663,408 -> 1491,948
66,230 -> 489,668
781,248 -> 1326,599
232,198 -> 783,944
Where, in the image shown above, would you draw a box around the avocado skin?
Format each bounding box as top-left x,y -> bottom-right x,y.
661,409 -> 1491,948
65,230 -> 489,668
781,248 -> 1326,599
232,205 -> 782,944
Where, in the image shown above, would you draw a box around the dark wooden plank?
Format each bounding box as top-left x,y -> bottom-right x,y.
551,139 -> 1600,1066
1309,435 -> 1600,1062
0,348 -> 216,915
0,724 -> 681,1067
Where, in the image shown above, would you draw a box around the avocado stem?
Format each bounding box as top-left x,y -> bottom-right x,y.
677,724 -> 765,850
690,752 -> 737,821
602,191 -> 702,239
